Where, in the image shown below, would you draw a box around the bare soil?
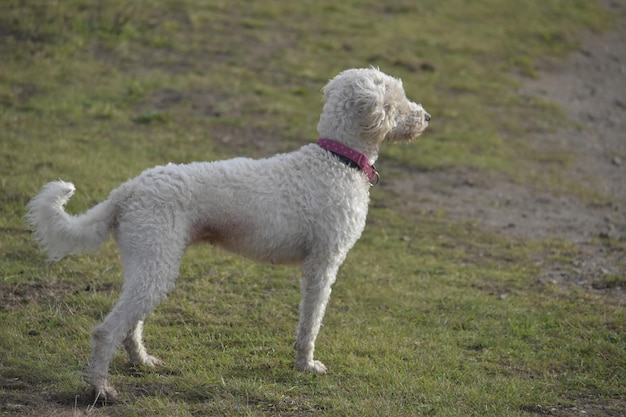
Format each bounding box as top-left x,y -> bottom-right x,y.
387,1 -> 626,304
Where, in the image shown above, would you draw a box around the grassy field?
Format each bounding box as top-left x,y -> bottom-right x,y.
1,0 -> 624,416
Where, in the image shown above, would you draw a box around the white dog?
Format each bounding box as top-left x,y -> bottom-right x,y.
26,68 -> 430,403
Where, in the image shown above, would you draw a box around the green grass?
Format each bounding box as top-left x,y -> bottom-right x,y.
1,0 -> 625,416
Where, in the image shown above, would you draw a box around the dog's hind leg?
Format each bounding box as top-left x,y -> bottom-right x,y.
89,293 -> 149,403
294,257 -> 340,374
122,320 -> 163,367
89,241 -> 182,403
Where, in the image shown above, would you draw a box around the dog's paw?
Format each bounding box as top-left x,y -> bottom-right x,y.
297,359 -> 328,374
129,354 -> 164,367
92,385 -> 118,405
142,354 -> 164,367
311,360 -> 328,374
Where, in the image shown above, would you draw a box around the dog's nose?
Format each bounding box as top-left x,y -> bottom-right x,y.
425,112 -> 431,122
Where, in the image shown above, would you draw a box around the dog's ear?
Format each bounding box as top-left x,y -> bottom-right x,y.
354,77 -> 388,137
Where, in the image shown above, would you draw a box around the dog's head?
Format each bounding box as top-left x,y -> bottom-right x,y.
317,68 -> 430,146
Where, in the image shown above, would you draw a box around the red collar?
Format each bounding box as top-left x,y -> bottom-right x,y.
317,138 -> 379,185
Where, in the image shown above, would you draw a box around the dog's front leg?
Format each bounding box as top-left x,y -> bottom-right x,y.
294,260 -> 339,374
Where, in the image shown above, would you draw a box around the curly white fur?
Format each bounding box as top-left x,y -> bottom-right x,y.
25,68 -> 430,403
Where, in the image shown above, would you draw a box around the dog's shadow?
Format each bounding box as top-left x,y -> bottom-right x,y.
52,361 -> 303,409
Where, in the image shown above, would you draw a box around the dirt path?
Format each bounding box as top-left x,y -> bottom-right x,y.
388,1 -> 626,303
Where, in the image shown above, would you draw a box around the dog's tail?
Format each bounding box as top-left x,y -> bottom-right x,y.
25,180 -> 117,262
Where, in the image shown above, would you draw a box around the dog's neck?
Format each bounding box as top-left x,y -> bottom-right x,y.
317,138 -> 380,185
